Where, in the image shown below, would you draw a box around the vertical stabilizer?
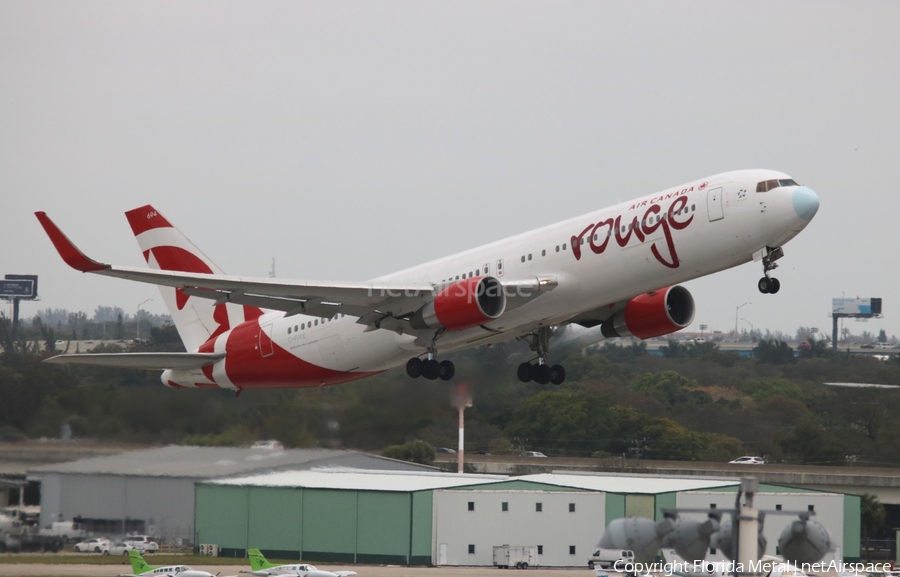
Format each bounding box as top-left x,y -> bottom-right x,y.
248,548 -> 278,570
127,550 -> 156,574
125,205 -> 263,352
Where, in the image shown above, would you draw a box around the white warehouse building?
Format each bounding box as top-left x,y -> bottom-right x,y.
194,470 -> 860,567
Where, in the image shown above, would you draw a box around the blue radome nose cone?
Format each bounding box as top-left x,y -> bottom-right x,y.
792,186 -> 820,220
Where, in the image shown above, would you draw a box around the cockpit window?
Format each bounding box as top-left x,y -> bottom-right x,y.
756,178 -> 799,192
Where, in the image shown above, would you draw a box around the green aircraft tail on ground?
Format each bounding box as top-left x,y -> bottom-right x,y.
247,548 -> 279,571
127,550 -> 157,575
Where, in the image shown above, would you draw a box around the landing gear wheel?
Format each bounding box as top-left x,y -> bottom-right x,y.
534,364 -> 551,385
422,359 -> 441,380
517,362 -> 535,383
758,277 -> 771,294
769,277 -> 781,294
439,360 -> 455,381
550,365 -> 566,385
406,357 -> 423,378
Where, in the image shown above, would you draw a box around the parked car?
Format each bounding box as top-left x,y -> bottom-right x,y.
124,535 -> 159,552
860,343 -> 876,349
74,537 -> 110,552
729,456 -> 765,465
435,447 -> 457,454
520,451 -> 548,458
250,440 -> 284,450
102,541 -> 135,556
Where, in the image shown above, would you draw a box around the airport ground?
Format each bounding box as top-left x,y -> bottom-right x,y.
0,559 -> 591,577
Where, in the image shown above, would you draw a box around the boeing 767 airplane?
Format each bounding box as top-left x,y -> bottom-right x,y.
36,169 -> 819,390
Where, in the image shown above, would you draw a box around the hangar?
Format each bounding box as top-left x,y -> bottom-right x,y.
195,470 -> 859,567
27,446 -> 432,543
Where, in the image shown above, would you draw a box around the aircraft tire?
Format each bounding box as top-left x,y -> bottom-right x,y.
534,364 -> 551,385
550,365 -> 566,385
517,362 -> 534,383
406,357 -> 423,378
757,277 -> 770,294
769,278 -> 781,294
422,359 -> 441,380
439,360 -> 455,381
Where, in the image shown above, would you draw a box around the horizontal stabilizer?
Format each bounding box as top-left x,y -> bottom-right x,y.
43,352 -> 226,370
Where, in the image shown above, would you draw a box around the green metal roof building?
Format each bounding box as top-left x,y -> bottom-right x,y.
194,470 -> 860,567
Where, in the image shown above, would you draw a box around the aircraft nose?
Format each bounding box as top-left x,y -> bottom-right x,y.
792,186 -> 820,221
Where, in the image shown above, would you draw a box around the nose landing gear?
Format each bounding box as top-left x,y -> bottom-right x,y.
758,246 -> 784,294
517,327 -> 566,385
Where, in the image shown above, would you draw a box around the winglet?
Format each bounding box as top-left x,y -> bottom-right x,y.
35,212 -> 110,272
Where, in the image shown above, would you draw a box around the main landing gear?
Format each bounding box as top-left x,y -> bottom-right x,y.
758,246 -> 784,294
406,349 -> 455,381
517,327 -> 566,385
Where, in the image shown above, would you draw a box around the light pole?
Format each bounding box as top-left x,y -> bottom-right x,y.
735,302 -> 751,340
741,318 -> 754,339
136,298 -> 153,341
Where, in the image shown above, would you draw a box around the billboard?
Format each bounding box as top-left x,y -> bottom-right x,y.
0,274 -> 38,299
832,297 -> 882,316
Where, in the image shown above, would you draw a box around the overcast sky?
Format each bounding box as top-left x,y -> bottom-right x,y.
1,1 -> 897,341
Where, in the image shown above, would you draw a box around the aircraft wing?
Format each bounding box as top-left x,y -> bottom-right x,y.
36,212 -> 436,330
44,352 -> 226,370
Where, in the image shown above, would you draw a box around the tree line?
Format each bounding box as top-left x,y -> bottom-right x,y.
2,311 -> 900,467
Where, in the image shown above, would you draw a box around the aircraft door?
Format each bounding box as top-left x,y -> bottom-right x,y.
259,324 -> 274,358
707,187 -> 724,222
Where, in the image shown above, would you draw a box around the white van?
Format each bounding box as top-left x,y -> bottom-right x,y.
37,521 -> 86,542
588,548 -> 634,569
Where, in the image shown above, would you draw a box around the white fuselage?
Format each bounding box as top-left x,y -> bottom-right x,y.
164,169 -> 815,389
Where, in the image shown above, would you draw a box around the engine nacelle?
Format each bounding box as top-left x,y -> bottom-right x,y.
410,276 -> 506,331
600,285 -> 695,339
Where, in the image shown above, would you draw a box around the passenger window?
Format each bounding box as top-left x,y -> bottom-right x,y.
527,254 -> 532,261
302,323 -> 305,330
562,243 -> 567,250
314,319 -> 318,326
483,264 -> 489,274
521,256 -> 525,263
541,249 -> 546,256
555,245 -> 560,252
288,327 -> 292,334
692,204 -> 695,211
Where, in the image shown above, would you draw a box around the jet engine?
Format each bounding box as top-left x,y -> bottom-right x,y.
600,285 -> 695,339
410,276 -> 506,331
